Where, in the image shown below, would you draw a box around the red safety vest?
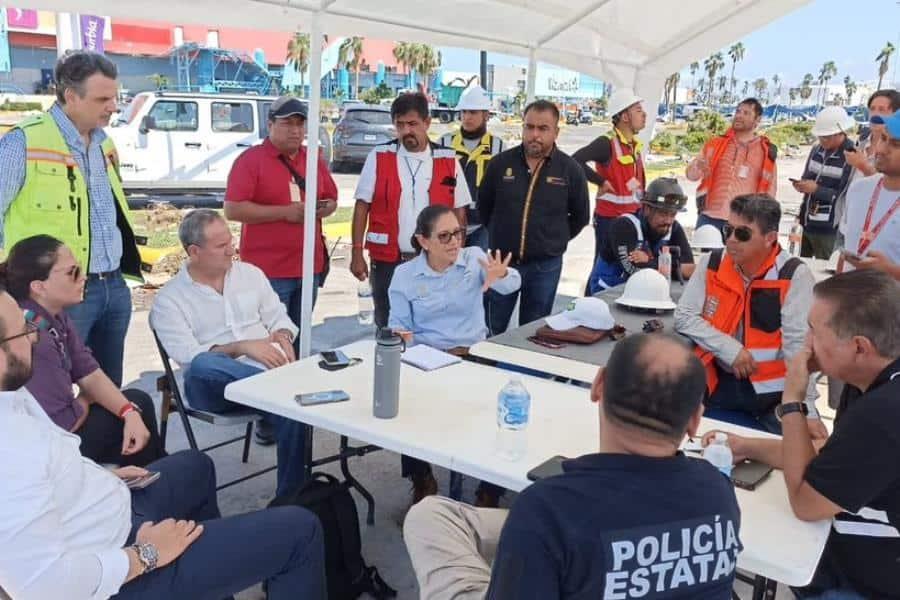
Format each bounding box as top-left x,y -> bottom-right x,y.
594,129 -> 645,217
695,129 -> 778,207
694,245 -> 802,398
366,142 -> 458,262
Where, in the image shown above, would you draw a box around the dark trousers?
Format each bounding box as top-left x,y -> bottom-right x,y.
371,259 -> 402,329
76,389 -> 165,467
695,213 -> 728,233
66,271 -> 132,387
585,215 -> 621,295
704,369 -> 781,434
801,229 -> 837,260
465,226 -> 490,252
269,274 -> 321,354
116,450 -> 326,600
486,255 -> 563,335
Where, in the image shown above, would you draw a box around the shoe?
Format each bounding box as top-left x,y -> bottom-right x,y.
254,418 -> 276,446
410,471 -> 438,504
474,487 -> 501,508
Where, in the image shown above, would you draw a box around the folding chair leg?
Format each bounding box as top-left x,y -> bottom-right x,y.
340,436 -> 376,526
157,377 -> 173,451
242,422 -> 253,463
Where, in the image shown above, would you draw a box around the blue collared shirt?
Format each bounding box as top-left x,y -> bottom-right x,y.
388,247 -> 521,350
0,104 -> 122,272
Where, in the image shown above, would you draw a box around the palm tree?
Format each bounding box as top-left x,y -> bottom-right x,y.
771,74 -> 781,103
717,75 -> 728,103
696,78 -> 706,104
753,78 -> 768,102
664,72 -> 680,120
703,52 -> 725,106
800,73 -> 814,103
843,75 -> 857,106
816,60 -> 837,106
727,42 -> 745,100
788,87 -> 798,107
742,80 -> 750,97
337,37 -> 364,100
286,32 -> 310,96
415,44 -> 440,92
392,42 -> 417,87
876,42 -> 896,90
689,61 -> 699,100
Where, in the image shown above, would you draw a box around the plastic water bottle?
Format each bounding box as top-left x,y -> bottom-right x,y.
703,432 -> 734,477
496,377 -> 531,461
657,246 -> 672,284
357,282 -> 374,325
788,220 -> 803,257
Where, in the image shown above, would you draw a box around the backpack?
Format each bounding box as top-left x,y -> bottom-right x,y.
269,473 -> 397,600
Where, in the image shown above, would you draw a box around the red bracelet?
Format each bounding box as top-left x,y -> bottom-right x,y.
118,403 -> 137,420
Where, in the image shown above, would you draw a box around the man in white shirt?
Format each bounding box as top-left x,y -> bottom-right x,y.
841,110 -> 900,281
0,290 -> 325,600
349,92 -> 472,328
150,209 -> 307,496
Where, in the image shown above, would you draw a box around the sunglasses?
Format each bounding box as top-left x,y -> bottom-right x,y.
722,223 -> 754,242
0,311 -> 40,345
49,264 -> 82,281
434,228 -> 465,244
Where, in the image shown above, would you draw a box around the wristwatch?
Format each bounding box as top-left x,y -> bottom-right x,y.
131,542 -> 159,574
775,402 -> 809,422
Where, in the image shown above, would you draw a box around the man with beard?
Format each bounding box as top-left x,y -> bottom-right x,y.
587,177 -> 695,294
479,100 -> 590,334
686,98 -> 778,234
351,92 -> 472,328
439,86 -> 504,251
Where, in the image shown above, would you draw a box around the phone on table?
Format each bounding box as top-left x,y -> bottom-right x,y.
124,471 -> 161,490
320,350 -> 351,368
527,336 -> 566,349
296,390 -> 350,407
731,459 -> 773,491
526,455 -> 567,481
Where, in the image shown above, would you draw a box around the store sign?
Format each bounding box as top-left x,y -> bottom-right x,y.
535,68 -> 588,97
80,14 -> 105,53
6,8 -> 38,30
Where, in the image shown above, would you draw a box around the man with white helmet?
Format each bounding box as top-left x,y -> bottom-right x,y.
587,177 -> 695,294
675,194 -> 824,435
439,86 -> 504,251
573,89 -> 647,268
793,106 -> 857,258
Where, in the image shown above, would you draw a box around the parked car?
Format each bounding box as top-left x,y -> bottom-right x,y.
331,105 -> 395,171
578,110 -> 593,125
106,91 -> 332,193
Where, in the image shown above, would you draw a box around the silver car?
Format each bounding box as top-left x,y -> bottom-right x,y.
332,105 -> 395,171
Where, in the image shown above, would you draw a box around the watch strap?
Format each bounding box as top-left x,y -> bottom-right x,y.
776,402 -> 809,421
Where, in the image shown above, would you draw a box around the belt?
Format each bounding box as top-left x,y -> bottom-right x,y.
88,269 -> 121,280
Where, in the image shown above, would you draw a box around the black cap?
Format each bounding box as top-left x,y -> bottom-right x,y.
269,95 -> 308,119
642,177 -> 687,212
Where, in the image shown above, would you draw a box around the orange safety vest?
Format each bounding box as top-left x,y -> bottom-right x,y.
695,129 -> 778,209
694,245 -> 802,398
365,141 -> 458,262
594,129 -> 645,218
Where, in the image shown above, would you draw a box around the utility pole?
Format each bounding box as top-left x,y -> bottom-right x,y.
480,50 -> 488,90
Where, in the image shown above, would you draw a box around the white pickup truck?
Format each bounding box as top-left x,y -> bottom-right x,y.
106,91 -> 332,194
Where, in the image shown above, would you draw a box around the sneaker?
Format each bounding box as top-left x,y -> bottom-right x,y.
410,471 -> 438,504
254,418 -> 276,446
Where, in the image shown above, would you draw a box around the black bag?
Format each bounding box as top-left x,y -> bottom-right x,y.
278,155 -> 331,288
269,473 -> 396,600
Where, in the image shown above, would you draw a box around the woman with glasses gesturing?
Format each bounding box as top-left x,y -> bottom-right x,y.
387,205 -> 521,507
0,235 -> 163,467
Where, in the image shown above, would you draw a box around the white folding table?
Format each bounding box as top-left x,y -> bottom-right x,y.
225,340 -> 830,598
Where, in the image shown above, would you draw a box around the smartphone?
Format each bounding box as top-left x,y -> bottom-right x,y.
320,350 -> 351,367
125,471 -> 160,490
527,335 -> 566,349
526,455 -> 567,481
788,177 -> 801,183
296,390 -> 350,406
841,249 -> 862,261
731,459 -> 773,491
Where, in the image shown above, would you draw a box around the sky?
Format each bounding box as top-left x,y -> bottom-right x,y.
438,0 -> 900,88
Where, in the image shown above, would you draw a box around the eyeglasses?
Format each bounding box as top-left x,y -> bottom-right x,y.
0,321 -> 40,345
435,228 -> 465,244
722,223 -> 754,242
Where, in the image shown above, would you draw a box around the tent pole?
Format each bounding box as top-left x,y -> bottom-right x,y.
525,47 -> 537,104
299,11 -> 324,359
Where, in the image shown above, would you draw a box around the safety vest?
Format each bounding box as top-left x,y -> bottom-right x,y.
365,141 -> 457,262
4,113 -> 142,279
588,213 -> 670,293
594,128 -> 645,218
695,129 -> 778,212
440,131 -> 503,228
694,246 -> 802,402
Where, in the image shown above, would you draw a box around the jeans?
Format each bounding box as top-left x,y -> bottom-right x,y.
696,213 -> 728,234
184,352 -> 308,496
705,369 -> 781,434
486,255 -> 563,335
269,275 -> 321,354
791,540 -> 867,600
370,259 -> 401,329
76,389 -> 165,467
117,450 -> 326,600
66,271 -> 132,387
465,226 -> 489,252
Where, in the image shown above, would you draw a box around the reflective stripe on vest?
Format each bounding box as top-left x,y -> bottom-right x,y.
588,213 -> 671,292
693,246 -> 796,397
696,130 -> 777,210
366,142 -> 458,262
443,131 -> 502,188
594,130 -> 644,217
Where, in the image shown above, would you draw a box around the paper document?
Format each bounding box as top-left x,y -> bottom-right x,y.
401,344 -> 462,371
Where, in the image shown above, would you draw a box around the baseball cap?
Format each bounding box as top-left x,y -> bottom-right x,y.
642,177 -> 687,212
269,96 -> 308,119
871,110 -> 900,139
545,297 -> 616,331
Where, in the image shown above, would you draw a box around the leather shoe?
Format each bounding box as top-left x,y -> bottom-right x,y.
411,471 -> 438,504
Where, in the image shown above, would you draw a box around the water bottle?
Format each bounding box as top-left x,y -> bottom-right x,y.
373,328 -> 404,419
703,432 -> 734,477
657,246 -> 672,284
357,281 -> 374,325
788,220 -> 803,257
495,377 -> 531,461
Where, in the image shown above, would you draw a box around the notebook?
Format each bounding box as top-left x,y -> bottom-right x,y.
401,344 -> 462,371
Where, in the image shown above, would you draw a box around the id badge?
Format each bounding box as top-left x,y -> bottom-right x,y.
737,165 -> 750,179
289,181 -> 302,203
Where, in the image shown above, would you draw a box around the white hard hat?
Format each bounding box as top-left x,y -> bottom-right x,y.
607,88 -> 644,118
455,86 -> 492,111
826,250 -> 840,273
811,106 -> 856,137
614,269 -> 677,311
691,225 -> 725,249
545,297 -> 616,331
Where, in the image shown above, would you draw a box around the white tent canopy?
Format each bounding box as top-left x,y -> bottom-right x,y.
19,0 -> 811,356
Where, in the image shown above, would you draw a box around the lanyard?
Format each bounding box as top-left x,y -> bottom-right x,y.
403,156 -> 424,206
858,178 -> 900,255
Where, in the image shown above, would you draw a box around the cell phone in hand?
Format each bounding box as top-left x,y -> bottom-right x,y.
841,249 -> 862,262
125,471 -> 160,490
788,177 -> 801,183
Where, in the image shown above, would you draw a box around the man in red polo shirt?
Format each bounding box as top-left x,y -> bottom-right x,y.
225,95 -> 338,326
